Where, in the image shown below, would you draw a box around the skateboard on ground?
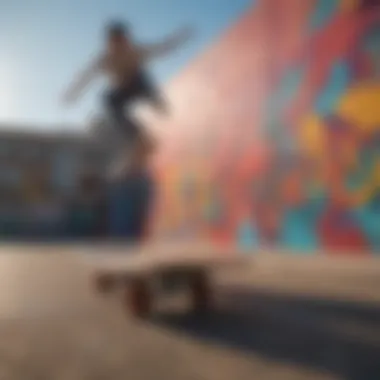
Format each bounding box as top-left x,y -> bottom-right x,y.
86,245 -> 246,319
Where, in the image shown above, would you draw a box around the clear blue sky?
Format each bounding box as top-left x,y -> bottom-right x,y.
0,0 -> 252,130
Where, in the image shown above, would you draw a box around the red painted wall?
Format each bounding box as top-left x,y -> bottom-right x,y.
149,0 -> 380,254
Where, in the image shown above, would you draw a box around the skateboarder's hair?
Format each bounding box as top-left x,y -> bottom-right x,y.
106,20 -> 129,38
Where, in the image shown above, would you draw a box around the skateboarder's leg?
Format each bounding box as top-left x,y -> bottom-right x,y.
104,86 -> 130,131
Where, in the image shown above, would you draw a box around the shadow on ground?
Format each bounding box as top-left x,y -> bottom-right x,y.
153,288 -> 380,380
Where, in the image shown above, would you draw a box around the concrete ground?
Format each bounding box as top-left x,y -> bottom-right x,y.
0,244 -> 379,380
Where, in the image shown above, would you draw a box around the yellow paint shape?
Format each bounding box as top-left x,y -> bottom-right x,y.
299,115 -> 326,156
337,84 -> 380,132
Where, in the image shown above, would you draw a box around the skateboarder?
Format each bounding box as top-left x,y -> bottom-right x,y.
62,21 -> 194,150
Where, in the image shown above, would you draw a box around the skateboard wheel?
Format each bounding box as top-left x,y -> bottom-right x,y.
95,273 -> 115,293
190,272 -> 211,312
126,278 -> 152,318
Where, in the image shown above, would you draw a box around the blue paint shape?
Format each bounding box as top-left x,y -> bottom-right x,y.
279,198 -> 325,252
353,203 -> 380,253
308,0 -> 339,32
314,60 -> 351,116
279,209 -> 318,252
236,219 -> 259,250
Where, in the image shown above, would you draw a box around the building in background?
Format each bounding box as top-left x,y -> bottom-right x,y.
0,125 -> 111,237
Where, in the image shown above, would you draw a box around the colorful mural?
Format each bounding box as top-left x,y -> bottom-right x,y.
150,0 -> 380,254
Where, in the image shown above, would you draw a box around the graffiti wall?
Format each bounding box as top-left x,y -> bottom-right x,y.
150,0 -> 380,254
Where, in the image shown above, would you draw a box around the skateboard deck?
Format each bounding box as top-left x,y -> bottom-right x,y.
79,243 -> 247,318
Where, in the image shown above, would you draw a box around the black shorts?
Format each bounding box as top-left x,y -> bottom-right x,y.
104,71 -> 158,140
105,71 -> 158,109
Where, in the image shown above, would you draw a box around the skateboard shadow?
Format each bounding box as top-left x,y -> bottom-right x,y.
153,288 -> 380,380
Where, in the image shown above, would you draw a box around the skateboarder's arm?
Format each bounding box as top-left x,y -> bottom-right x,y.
62,56 -> 103,104
141,26 -> 195,61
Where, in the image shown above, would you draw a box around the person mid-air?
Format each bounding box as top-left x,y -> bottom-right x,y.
63,21 -> 194,148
